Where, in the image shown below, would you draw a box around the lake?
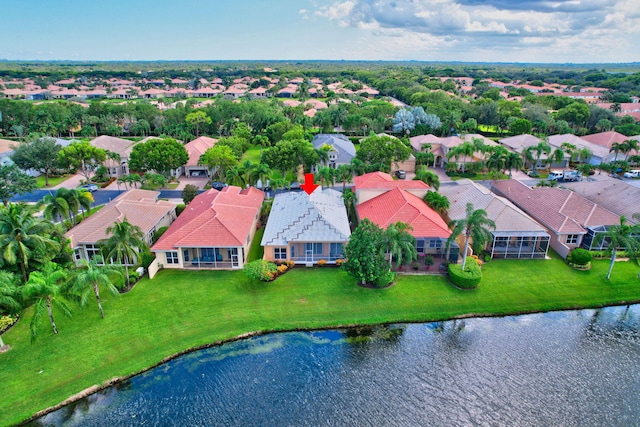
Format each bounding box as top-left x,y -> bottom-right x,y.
31,305 -> 640,426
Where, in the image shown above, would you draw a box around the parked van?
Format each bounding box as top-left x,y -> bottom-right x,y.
623,170 -> 640,178
548,170 -> 564,181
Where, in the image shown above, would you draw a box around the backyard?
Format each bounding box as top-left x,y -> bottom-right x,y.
1,253 -> 640,426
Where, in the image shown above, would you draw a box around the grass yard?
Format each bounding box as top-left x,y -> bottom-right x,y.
241,145 -> 262,163
36,174 -> 72,188
2,254 -> 640,426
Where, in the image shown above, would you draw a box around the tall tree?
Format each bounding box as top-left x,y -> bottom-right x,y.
99,219 -> 147,288
0,272 -> 21,315
596,215 -> 640,280
343,219 -> 388,287
42,190 -> 70,225
129,138 -> 189,178
71,259 -> 121,319
10,137 -> 62,187
335,164 -> 354,192
0,203 -> 60,283
414,166 -> 440,190
185,111 -> 212,137
447,203 -> 496,270
200,144 -> 238,182
57,141 -> 106,182
21,262 -> 71,341
0,164 -> 37,206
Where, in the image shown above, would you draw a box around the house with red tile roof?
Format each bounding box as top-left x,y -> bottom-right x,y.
357,187 -> 454,260
66,189 -> 176,264
492,179 -> 620,258
178,136 -> 217,177
152,186 -> 264,270
354,171 -> 429,203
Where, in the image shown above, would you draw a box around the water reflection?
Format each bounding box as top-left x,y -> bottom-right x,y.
30,305 -> 640,427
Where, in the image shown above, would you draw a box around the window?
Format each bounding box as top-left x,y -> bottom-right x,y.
85,244 -> 101,261
183,250 -> 190,262
330,243 -> 343,258
429,239 -> 442,249
274,247 -> 287,260
291,245 -> 296,258
416,239 -> 425,254
73,249 -> 82,262
306,243 -> 323,255
166,251 -> 179,264
566,234 -> 579,245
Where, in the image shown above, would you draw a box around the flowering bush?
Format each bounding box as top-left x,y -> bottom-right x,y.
335,259 -> 345,266
277,264 -> 288,274
243,260 -> 278,282
317,259 -> 327,267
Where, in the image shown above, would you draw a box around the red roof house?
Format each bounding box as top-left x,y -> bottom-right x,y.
152,186 -> 265,271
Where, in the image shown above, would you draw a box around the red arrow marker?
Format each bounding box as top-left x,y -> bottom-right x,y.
300,173 -> 319,195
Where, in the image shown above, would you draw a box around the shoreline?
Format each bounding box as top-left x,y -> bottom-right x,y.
18,299 -> 640,427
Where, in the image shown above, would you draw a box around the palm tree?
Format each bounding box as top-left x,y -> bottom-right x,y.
596,215 -> 640,280
316,166 -> 335,188
531,141 -> 551,170
0,272 -> 21,315
0,203 -> 60,283
414,166 -> 440,190
548,147 -> 565,168
610,142 -> 623,162
447,203 -> 496,270
71,259 -> 122,319
423,191 -> 450,215
240,160 -> 256,186
383,222 -> 417,268
21,262 -> 71,341
622,139 -> 639,161
505,151 -> 524,177
99,219 -> 146,288
335,164 -> 354,192
59,188 -> 92,226
76,189 -> 94,221
486,148 -> 507,174
42,190 -> 70,225
225,165 -> 246,187
252,163 -> 272,190
457,141 -> 475,173
130,174 -> 142,189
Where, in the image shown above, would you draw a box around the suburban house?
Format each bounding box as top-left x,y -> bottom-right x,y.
581,131 -> 635,154
261,188 -> 351,265
409,133 -> 498,169
410,134 -> 445,167
152,186 -> 264,270
492,180 -> 620,258
90,135 -> 139,178
311,134 -> 356,171
561,180 -> 640,225
547,134 -> 614,165
353,171 -> 455,261
440,179 -> 550,259
66,189 -> 176,264
176,136 -> 217,177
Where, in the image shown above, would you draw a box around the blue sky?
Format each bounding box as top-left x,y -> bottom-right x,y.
2,0 -> 639,63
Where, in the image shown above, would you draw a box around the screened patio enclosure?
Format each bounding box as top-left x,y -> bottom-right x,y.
490,231 -> 550,259
183,247 -> 242,269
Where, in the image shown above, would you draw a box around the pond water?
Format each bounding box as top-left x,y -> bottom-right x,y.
31,305 -> 640,427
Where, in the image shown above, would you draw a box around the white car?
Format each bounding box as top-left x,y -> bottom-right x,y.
78,184 -> 99,192
623,170 -> 640,179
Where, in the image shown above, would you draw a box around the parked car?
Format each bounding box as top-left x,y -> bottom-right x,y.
549,170 -> 581,182
623,170 -> 640,178
78,183 -> 98,192
289,182 -> 301,190
395,170 -> 406,179
211,182 -> 228,191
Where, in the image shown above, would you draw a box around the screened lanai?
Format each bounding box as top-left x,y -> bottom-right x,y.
490,230 -> 550,259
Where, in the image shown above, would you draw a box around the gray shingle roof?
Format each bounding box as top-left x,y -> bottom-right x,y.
261,189 -> 351,246
312,134 -> 356,165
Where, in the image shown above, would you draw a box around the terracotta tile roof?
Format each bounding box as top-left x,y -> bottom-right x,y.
410,134 -> 442,151
0,138 -> 16,154
561,180 -> 640,225
65,190 -> 176,248
499,134 -> 542,153
354,171 -> 429,191
491,179 -> 619,235
90,135 -> 137,158
152,186 -> 264,250
581,131 -> 630,149
357,187 -> 451,239
184,136 -> 217,166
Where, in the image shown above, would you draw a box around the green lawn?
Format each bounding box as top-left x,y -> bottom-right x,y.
2,254 -> 640,426
241,145 -> 262,163
36,174 -> 73,189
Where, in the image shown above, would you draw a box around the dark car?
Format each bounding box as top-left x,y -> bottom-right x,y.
211,182 -> 228,191
395,170 -> 406,179
78,183 -> 99,192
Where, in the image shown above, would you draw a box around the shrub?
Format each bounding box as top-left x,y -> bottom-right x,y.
140,250 -> 155,269
152,226 -> 169,244
0,315 -> 18,333
287,260 -> 295,268
412,261 -> 421,270
317,259 -> 327,267
277,264 -> 288,274
483,254 -> 491,263
335,259 -> 344,266
243,259 -> 278,282
175,204 -> 186,216
569,248 -> 593,266
448,261 -> 482,289
374,270 -> 396,288
424,255 -> 435,267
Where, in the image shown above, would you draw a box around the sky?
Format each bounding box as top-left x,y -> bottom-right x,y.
1,0 -> 639,63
